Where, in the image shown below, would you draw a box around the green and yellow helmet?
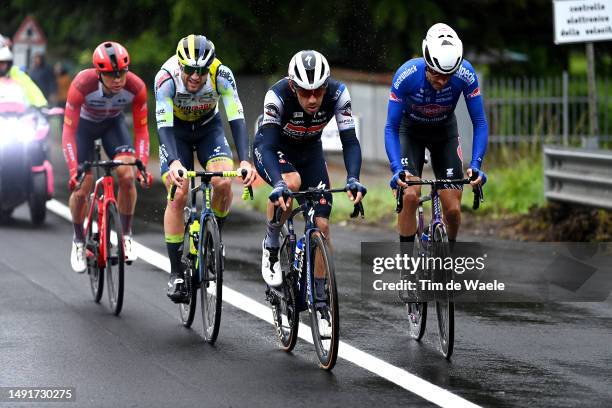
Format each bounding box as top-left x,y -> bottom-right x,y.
176,34 -> 216,69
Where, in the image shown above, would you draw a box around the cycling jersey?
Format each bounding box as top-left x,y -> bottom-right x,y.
5,66 -> 47,108
154,56 -> 248,166
253,78 -> 361,186
62,69 -> 150,176
384,58 -> 488,172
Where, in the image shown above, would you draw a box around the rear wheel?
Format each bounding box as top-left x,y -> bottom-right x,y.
105,203 -> 124,316
179,226 -> 197,327
273,231 -> 299,351
28,172 -> 47,225
309,232 -> 339,371
199,216 -> 222,344
87,203 -> 103,303
432,224 -> 454,359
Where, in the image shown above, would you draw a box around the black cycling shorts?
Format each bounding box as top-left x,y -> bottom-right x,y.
76,115 -> 134,164
400,115 -> 464,190
253,135 -> 332,219
159,112 -> 233,176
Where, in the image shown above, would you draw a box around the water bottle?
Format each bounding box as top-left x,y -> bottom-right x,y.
421,226 -> 430,243
294,238 -> 304,269
189,219 -> 200,255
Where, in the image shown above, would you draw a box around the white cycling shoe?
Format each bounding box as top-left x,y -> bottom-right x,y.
124,235 -> 137,263
71,241 -> 87,273
261,239 -> 283,287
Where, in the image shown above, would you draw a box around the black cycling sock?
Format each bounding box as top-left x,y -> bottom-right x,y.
166,242 -> 183,278
265,221 -> 282,248
120,213 -> 133,236
73,223 -> 85,243
449,238 -> 456,252
400,234 -> 415,243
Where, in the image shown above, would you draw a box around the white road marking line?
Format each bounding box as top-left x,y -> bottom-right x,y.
47,198 -> 481,408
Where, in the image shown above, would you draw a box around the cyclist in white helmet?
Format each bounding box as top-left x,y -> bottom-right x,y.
384,23 -> 488,247
253,50 -> 366,287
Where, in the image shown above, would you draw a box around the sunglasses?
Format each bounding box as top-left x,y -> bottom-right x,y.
426,67 -> 451,80
101,69 -> 128,79
181,64 -> 208,76
295,85 -> 327,98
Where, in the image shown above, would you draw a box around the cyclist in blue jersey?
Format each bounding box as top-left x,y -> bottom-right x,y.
384,23 -> 488,245
253,50 -> 366,287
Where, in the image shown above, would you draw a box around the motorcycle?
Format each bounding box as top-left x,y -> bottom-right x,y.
0,77 -> 63,224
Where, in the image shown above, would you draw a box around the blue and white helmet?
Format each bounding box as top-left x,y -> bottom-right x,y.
422,23 -> 463,75
288,50 -> 330,90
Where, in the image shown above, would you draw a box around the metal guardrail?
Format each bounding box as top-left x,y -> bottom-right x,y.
544,145 -> 612,210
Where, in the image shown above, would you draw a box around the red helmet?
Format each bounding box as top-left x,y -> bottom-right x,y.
92,41 -> 129,72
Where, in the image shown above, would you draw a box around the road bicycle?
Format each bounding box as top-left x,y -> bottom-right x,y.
266,187 -> 364,370
169,169 -> 252,344
396,171 -> 483,359
76,143 -> 150,316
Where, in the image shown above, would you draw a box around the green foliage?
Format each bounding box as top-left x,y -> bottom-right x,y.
462,148 -> 545,216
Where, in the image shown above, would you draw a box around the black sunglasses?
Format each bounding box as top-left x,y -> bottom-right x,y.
182,65 -> 208,76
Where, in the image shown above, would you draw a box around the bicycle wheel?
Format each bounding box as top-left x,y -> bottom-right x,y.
308,232 -> 339,370
179,228 -> 197,327
272,230 -> 299,351
199,216 -> 222,344
105,202 -> 125,316
406,236 -> 427,341
87,203 -> 103,303
432,224 -> 454,359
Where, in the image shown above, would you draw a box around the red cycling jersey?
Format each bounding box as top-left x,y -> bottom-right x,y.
62,69 -> 149,176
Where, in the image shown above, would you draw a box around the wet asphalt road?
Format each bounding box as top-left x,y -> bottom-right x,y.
1,142 -> 611,407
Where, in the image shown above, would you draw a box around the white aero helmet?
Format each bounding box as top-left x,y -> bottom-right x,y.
422,23 -> 463,75
288,50 -> 330,90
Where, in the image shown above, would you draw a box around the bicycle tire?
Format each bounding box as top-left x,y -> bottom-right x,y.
105,202 -> 124,316
273,230 -> 299,351
406,236 -> 427,341
179,227 -> 197,327
199,216 -> 222,344
308,232 -> 339,370
432,224 -> 454,359
87,203 -> 103,303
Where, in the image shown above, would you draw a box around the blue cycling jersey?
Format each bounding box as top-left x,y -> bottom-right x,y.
384,58 -> 488,173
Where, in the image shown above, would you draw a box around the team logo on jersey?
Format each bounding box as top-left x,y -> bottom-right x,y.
283,122 -> 327,139
339,101 -> 352,117
389,92 -> 402,103
265,103 -> 279,118
411,104 -> 453,117
455,66 -> 476,86
393,64 -> 417,89
319,198 -> 327,205
156,71 -> 172,89
446,168 -> 454,178
467,87 -> 481,99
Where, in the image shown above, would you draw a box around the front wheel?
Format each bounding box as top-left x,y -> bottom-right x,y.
105,203 -> 125,316
199,216 -> 222,344
432,224 -> 454,359
309,232 -> 339,370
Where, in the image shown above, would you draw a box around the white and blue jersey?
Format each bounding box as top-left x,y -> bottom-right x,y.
384,58 -> 488,173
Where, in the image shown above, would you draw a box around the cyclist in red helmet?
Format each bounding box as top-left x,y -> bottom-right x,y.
62,41 -> 151,273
